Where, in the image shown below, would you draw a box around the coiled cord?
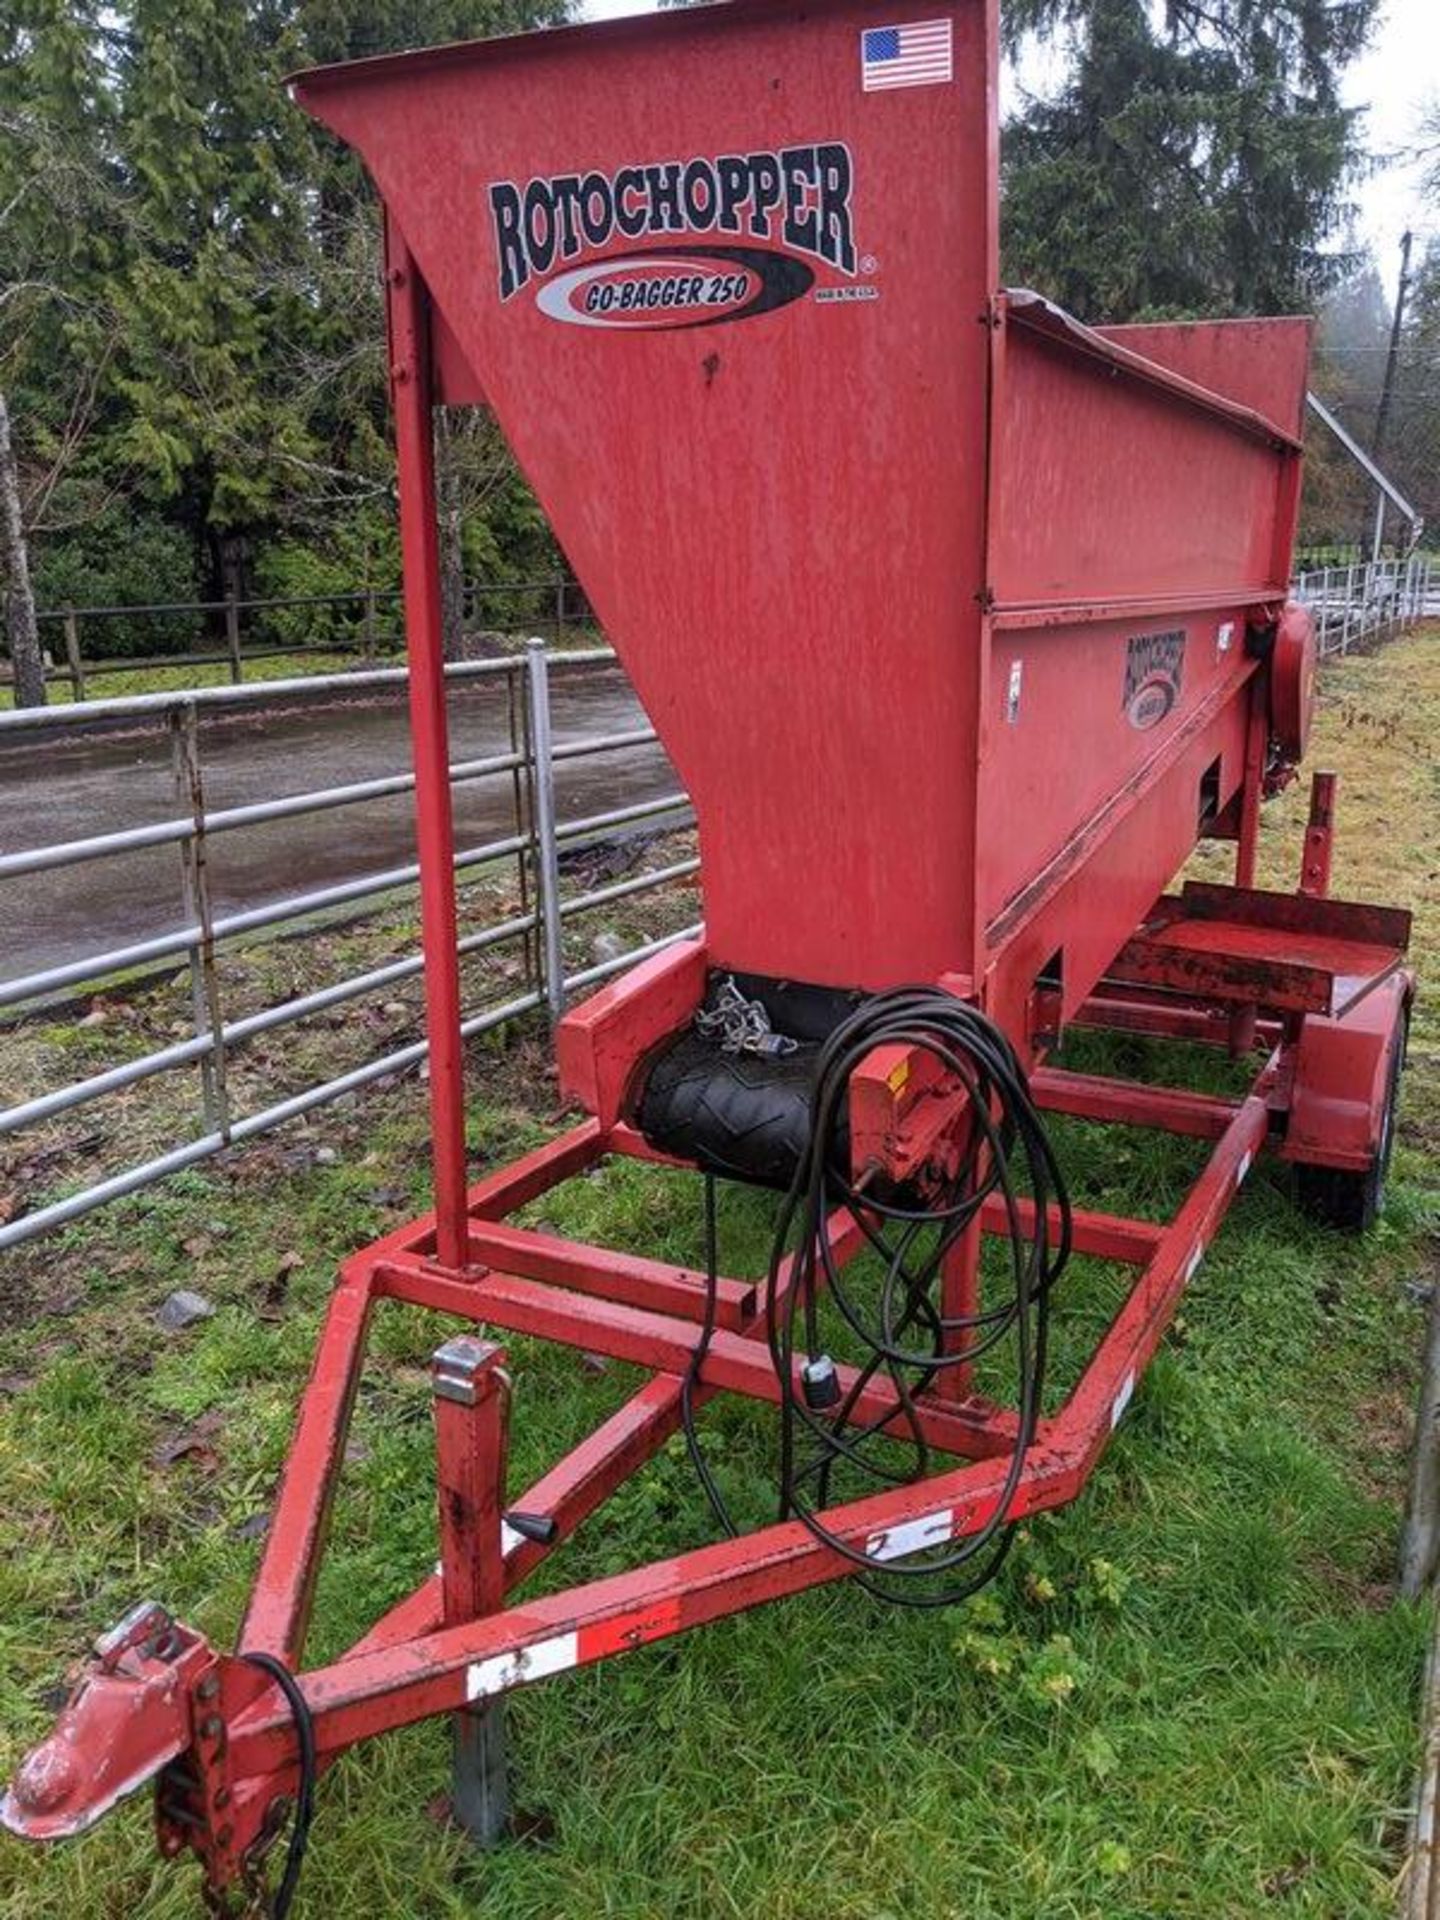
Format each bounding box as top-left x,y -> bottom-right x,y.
684,988 -> 1070,1606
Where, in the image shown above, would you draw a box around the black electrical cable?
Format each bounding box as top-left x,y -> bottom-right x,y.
680,1172 -> 738,1536
763,988 -> 1070,1605
677,987 -> 1070,1607
242,1652 -> 316,1920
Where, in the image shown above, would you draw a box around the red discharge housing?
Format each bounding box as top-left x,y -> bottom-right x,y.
1,0 -> 1416,1906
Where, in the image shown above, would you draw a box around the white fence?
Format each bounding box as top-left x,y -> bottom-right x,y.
1296,554 -> 1435,657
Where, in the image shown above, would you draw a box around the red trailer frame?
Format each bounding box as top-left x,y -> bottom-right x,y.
2,0 -> 1414,1909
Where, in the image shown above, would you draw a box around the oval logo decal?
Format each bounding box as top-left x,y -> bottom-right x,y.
534,246 -> 814,331
1126,677 -> 1178,730
1122,628 -> 1187,731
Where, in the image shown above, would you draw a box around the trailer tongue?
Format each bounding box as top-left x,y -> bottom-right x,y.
3,0 -> 1413,1910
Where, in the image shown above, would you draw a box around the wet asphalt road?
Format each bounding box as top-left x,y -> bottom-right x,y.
0,665 -> 680,988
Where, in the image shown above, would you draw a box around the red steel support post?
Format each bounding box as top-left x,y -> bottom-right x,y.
385,215 -> 469,1271
433,1336 -> 512,1845
1299,771 -> 1336,899
936,1218 -> 982,1402
1234,672 -> 1269,891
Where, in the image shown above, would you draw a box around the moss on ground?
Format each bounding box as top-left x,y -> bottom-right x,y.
0,633 -> 1435,1918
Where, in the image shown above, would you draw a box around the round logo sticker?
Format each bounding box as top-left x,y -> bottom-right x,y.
534,246 -> 814,331
1121,629 -> 1186,730
1126,677 -> 1178,730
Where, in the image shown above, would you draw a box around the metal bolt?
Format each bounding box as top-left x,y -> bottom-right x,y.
197,1674 -> 220,1702
201,1715 -> 223,1740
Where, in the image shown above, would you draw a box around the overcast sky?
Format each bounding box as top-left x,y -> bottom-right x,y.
580,0 -> 1437,276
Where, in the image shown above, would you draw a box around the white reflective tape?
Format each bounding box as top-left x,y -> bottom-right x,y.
866,1507 -> 953,1563
436,1520 -> 524,1582
1006,659 -> 1023,724
1217,620 -> 1235,653
1110,1370 -> 1135,1429
1236,1150 -> 1251,1187
1183,1241 -> 1204,1283
466,1630 -> 579,1701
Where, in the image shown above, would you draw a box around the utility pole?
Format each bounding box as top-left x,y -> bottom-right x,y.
1369,228 -> 1412,566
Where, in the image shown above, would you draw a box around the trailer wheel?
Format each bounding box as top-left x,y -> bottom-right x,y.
1293,1011 -> 1407,1232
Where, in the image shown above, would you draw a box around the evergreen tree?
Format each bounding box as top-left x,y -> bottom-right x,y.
1003,0 -> 1377,320
1386,240 -> 1440,537
4,0 -> 574,668
105,0 -> 325,604
0,0 -> 125,700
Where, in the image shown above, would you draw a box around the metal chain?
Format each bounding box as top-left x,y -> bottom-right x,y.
200,1796 -> 293,1919
694,977 -> 798,1058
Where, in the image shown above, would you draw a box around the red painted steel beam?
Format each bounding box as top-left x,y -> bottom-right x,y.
466,1220 -> 756,1329
1031,1065 -> 1241,1140
1074,990 -> 1283,1050
1299,771 -> 1336,899
1053,1079 -> 1271,1465
239,1266 -> 374,1664
375,1258 -> 1020,1460
433,1339 -> 510,1623
604,1121 -> 694,1170
1235,673 -> 1268,891
385,219 -> 469,1271
980,1189 -> 1164,1264
466,1120 -> 606,1221
228,1439 -> 1079,1775
935,1219 -> 982,1401
432,1337 -> 512,1841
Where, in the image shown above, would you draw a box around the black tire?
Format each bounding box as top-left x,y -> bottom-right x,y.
1293,1008 -> 1407,1232
635,1028 -> 827,1189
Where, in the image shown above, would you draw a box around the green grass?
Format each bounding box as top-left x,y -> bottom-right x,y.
0,633 -> 1436,1917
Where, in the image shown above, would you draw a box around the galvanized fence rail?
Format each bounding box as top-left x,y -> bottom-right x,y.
0,559 -> 1432,1254
0,641 -> 696,1252
16,576 -> 591,702
1295,553 -> 1436,657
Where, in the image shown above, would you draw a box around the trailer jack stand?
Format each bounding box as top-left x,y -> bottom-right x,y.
433,1336 -> 512,1849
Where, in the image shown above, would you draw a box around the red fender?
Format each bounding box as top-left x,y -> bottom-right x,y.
1281,970 -> 1412,1172
1269,600 -> 1317,765
556,939 -> 708,1130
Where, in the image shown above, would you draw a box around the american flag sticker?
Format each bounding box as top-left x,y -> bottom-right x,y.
861,18 -> 954,91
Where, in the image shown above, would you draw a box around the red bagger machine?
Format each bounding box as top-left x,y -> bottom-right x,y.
4,0 -> 1415,1909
